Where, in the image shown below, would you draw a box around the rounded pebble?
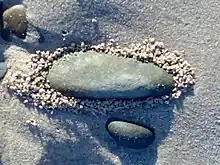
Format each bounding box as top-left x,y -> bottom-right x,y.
106,118 -> 155,149
3,4 -> 27,39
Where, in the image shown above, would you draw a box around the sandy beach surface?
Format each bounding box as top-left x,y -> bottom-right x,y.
0,0 -> 220,165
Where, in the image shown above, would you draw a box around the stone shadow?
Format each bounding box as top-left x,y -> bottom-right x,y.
172,87 -> 195,112
0,21 -> 104,54
26,108 -> 121,165
22,98 -> 177,165
2,0 -> 23,10
1,0 -> 135,56
105,105 -> 174,165
0,0 -> 134,63
0,0 -> 106,60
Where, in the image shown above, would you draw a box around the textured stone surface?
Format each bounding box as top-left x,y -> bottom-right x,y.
106,118 -> 155,149
47,51 -> 174,99
0,62 -> 6,80
3,4 -> 27,38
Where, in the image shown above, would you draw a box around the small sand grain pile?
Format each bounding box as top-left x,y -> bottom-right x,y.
3,38 -> 195,114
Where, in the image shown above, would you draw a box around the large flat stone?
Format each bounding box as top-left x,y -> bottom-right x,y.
47,51 -> 174,99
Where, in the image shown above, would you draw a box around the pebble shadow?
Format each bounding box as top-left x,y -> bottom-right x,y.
1,0 -> 136,54
0,0 -> 106,57
20,95 -> 178,165
104,103 -> 175,165
0,23 -> 104,53
27,120 -> 109,165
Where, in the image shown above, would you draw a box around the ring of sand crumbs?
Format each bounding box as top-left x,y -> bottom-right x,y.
3,38 -> 195,114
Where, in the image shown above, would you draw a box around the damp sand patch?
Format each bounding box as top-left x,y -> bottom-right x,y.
3,38 -> 195,114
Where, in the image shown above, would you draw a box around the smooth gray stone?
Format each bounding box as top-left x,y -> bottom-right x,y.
47,51 -> 174,99
106,118 -> 155,149
0,62 -> 7,80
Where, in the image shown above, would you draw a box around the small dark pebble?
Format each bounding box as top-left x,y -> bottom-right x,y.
106,118 -> 155,149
